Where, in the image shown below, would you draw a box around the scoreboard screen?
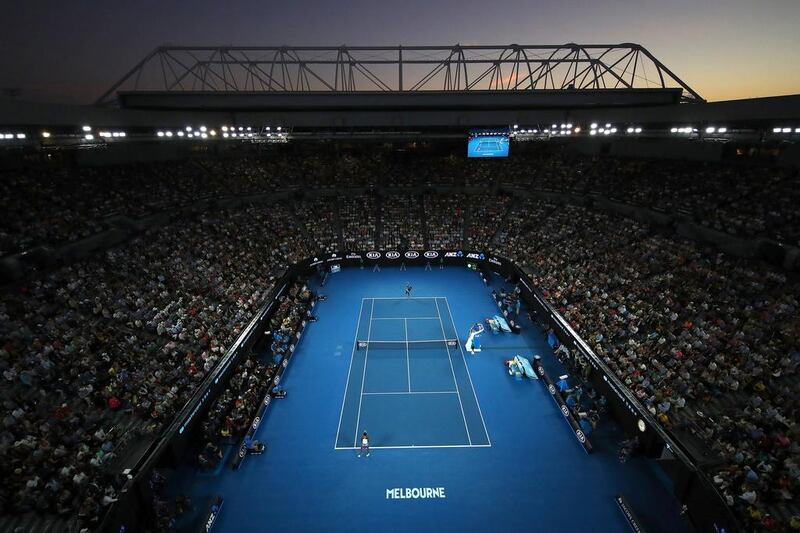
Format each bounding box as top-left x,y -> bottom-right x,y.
468,129 -> 509,158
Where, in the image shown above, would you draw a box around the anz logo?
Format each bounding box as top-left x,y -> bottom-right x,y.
424,251 -> 439,259
404,251 -> 419,259
386,251 -> 401,259
366,251 -> 381,260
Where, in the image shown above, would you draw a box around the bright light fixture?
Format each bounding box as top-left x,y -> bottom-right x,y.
81,125 -> 91,132
84,134 -> 94,140
41,131 -> 51,138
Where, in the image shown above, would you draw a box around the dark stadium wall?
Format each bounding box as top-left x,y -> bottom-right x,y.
615,138 -> 724,161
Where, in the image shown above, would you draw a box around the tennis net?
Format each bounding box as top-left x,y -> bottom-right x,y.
356,339 -> 459,350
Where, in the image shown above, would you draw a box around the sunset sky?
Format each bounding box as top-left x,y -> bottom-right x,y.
1,0 -> 798,103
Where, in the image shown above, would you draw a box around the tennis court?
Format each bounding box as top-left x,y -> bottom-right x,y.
335,297 -> 490,449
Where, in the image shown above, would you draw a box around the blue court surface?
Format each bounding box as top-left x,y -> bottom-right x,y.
168,266 -> 692,533
335,297 -> 490,449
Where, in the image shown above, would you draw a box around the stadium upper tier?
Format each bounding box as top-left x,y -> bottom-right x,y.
2,149 -> 798,257
0,151 -> 798,531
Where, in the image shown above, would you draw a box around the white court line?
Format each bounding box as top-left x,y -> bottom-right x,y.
370,317 -> 440,320
404,318 -> 411,392
353,298 -> 375,447
368,297 -> 437,300
361,391 -> 458,395
333,298 -> 365,449
336,444 -> 490,450
442,297 -> 492,447
434,298 -> 472,446
359,339 -> 454,343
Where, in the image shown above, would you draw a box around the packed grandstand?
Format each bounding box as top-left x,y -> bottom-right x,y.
0,146 -> 798,531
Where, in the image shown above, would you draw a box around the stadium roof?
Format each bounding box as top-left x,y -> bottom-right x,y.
96,44 -> 705,106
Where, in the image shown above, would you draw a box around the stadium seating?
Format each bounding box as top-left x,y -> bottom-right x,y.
1,151 -> 798,530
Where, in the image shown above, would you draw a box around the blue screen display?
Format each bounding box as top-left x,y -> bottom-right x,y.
467,131 -> 509,157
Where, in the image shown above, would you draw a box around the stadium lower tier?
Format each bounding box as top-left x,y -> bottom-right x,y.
163,267 -> 692,533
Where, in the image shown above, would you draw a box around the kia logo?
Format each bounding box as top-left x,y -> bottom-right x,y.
561,405 -> 570,417
404,251 -> 419,259
424,251 -> 439,259
366,251 -> 380,259
386,251 -> 400,259
576,430 -> 586,443
548,384 -> 556,395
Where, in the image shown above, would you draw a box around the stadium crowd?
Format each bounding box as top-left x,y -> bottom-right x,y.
491,199 -> 800,529
0,204 -> 308,528
1,150 -> 799,530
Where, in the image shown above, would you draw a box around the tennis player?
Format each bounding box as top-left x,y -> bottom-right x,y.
404,283 -> 412,298
358,431 -> 370,457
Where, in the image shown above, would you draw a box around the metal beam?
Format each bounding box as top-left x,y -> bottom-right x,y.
96,44 -> 703,105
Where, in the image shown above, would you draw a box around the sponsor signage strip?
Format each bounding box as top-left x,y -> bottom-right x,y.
232,286 -> 313,470
532,358 -> 593,454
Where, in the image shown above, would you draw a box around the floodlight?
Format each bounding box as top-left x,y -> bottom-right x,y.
81,125 -> 91,132
165,131 -> 173,137
627,127 -> 634,133
782,127 -> 791,133
118,132 -> 126,137
277,127 -> 282,131
513,124 -> 518,129
16,133 -> 25,139
605,123 -> 611,128
41,131 -> 51,138
223,132 -> 229,138
718,128 -> 727,133
670,127 -> 678,133
611,128 -> 617,133
590,123 -> 597,129
157,131 -> 165,137
199,126 -> 207,132
185,126 -> 192,131
84,134 -> 94,140
590,130 -> 597,136
705,127 -> 715,133
177,131 -> 185,137
773,127 -> 782,133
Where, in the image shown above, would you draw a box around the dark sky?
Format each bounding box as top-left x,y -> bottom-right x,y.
1,0 -> 798,103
